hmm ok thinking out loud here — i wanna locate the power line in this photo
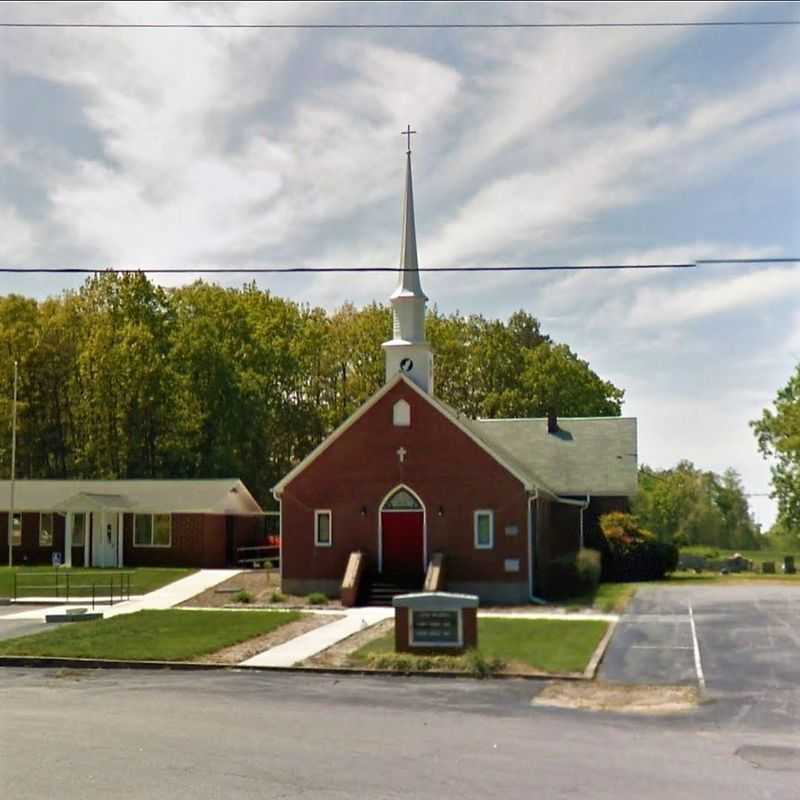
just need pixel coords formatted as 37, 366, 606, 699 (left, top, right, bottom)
1, 21, 799, 30
0, 257, 796, 275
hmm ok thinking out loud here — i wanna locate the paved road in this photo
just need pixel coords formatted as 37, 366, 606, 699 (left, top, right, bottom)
601, 584, 800, 731
1, 666, 798, 800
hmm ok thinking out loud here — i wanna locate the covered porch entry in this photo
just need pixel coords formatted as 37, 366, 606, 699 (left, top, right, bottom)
57, 493, 130, 568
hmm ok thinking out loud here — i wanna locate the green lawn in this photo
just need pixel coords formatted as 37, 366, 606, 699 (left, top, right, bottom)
663, 571, 800, 584
351, 618, 609, 675
0, 609, 302, 661
679, 546, 799, 565
0, 567, 195, 598
563, 582, 638, 613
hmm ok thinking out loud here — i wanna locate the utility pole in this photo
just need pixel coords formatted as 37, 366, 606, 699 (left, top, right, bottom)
7, 361, 17, 567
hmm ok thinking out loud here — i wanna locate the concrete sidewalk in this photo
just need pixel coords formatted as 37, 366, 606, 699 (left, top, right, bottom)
5, 570, 241, 621
241, 607, 394, 667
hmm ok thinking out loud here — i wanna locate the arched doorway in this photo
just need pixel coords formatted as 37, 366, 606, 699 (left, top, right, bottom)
379, 486, 425, 581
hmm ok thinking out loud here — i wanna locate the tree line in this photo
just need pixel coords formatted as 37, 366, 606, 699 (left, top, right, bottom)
633, 462, 762, 551
0, 273, 624, 506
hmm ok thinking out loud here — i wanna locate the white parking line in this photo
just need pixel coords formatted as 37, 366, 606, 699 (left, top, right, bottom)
688, 601, 706, 690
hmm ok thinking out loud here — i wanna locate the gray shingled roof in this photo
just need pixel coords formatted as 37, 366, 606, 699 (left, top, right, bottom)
0, 479, 263, 514
465, 417, 638, 496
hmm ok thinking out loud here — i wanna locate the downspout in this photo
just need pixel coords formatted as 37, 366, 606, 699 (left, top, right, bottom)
272, 490, 283, 584
527, 490, 546, 605
552, 493, 592, 550
580, 494, 590, 550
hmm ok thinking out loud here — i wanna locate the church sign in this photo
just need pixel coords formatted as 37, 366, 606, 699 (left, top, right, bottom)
393, 592, 479, 653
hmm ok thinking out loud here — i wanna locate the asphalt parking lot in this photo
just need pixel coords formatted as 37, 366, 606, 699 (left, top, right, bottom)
600, 583, 800, 728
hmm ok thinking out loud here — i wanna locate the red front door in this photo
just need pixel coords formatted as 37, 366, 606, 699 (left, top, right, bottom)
381, 511, 424, 580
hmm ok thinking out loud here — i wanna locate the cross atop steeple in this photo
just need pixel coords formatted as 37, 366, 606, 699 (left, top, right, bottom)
382, 141, 434, 395
402, 124, 416, 154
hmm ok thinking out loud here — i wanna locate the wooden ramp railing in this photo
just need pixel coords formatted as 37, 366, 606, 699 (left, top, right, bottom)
423, 552, 445, 592
340, 551, 366, 607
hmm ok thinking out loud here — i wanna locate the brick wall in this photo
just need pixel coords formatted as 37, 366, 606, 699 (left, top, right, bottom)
281, 382, 531, 594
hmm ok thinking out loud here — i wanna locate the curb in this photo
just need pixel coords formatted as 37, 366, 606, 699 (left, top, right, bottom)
0, 654, 588, 681
583, 618, 617, 679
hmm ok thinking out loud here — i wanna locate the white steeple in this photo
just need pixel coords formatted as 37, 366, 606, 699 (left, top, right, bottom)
383, 130, 434, 394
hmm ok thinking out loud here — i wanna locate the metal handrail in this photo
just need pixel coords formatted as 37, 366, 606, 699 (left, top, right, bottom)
13, 570, 133, 607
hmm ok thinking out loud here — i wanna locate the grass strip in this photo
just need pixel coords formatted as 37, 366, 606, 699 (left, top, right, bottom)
351, 618, 609, 675
0, 609, 301, 661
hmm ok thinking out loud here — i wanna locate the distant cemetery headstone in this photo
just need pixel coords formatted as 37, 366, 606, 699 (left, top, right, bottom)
392, 592, 479, 654
784, 556, 796, 575
762, 561, 776, 574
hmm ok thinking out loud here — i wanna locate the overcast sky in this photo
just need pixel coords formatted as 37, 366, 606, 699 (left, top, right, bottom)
1, 1, 799, 527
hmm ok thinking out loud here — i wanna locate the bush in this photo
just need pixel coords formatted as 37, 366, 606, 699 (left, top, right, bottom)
600, 512, 678, 581
307, 592, 328, 605
233, 590, 254, 604
364, 650, 503, 677
269, 591, 286, 603
544, 548, 601, 599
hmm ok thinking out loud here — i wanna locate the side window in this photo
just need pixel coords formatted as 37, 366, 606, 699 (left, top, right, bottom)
153, 514, 172, 547
315, 510, 332, 547
393, 399, 411, 427
474, 510, 494, 549
134, 514, 152, 546
39, 513, 54, 547
11, 513, 21, 546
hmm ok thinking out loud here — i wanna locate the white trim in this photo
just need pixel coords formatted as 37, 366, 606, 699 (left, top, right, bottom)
473, 509, 494, 550
378, 483, 426, 574
273, 374, 540, 496
314, 509, 332, 548
117, 511, 124, 567
408, 608, 464, 648
132, 512, 173, 548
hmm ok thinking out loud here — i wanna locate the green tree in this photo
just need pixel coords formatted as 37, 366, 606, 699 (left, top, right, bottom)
752, 364, 800, 533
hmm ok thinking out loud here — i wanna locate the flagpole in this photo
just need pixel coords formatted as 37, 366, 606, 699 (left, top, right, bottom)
7, 360, 17, 567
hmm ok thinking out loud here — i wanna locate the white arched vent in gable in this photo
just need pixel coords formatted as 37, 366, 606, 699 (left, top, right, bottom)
393, 399, 411, 427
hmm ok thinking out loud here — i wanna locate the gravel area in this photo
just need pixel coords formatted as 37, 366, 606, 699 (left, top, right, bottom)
194, 613, 343, 665
303, 619, 394, 668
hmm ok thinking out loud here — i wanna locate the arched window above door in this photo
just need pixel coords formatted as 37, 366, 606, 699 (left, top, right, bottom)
383, 488, 422, 510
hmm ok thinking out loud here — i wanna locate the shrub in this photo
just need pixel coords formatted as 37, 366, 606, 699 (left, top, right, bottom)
269, 591, 286, 603
307, 592, 328, 605
462, 649, 504, 678
233, 590, 254, 604
600, 512, 678, 581
544, 548, 601, 599
364, 650, 503, 677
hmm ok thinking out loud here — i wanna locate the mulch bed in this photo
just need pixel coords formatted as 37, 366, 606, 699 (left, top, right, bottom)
180, 570, 342, 610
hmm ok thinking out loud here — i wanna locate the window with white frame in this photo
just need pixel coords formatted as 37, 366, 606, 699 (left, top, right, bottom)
474, 510, 494, 549
10, 512, 21, 546
39, 512, 54, 547
72, 512, 86, 547
314, 510, 332, 547
134, 513, 172, 547
393, 399, 411, 427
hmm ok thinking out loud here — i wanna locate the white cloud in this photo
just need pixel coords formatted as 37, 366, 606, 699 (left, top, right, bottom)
0, 205, 35, 263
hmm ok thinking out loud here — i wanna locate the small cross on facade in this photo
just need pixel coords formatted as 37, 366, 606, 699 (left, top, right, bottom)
397, 446, 407, 463
402, 124, 416, 153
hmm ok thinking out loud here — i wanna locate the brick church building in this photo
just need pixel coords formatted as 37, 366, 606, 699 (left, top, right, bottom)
275, 145, 637, 604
